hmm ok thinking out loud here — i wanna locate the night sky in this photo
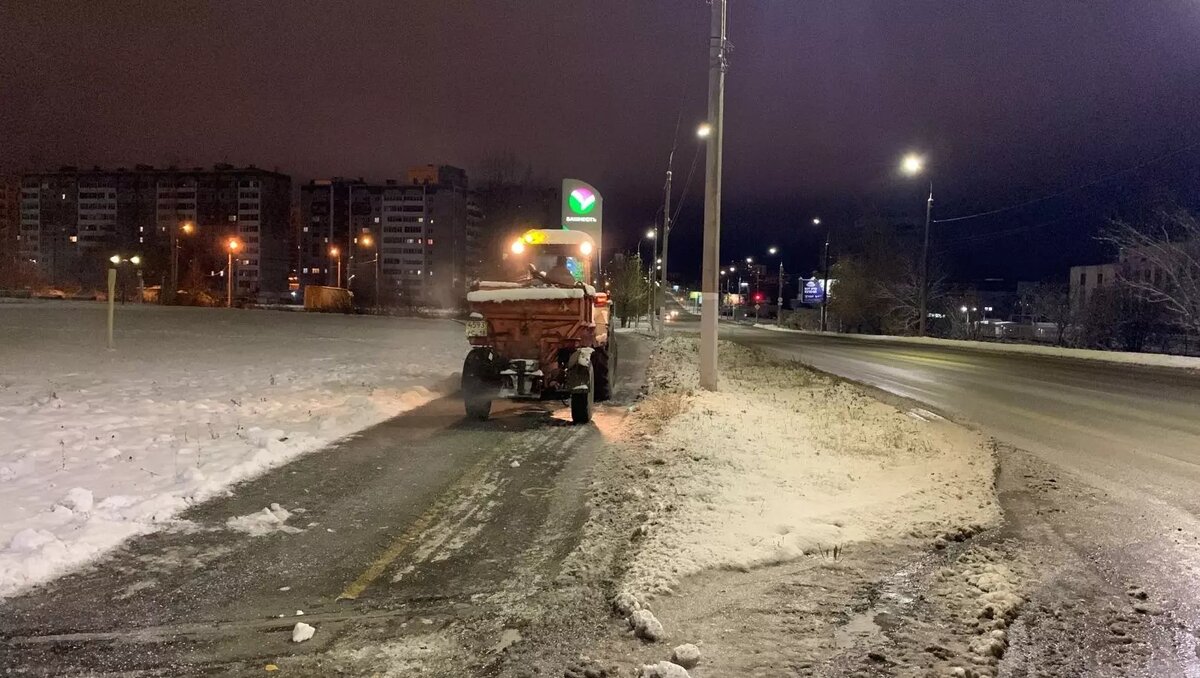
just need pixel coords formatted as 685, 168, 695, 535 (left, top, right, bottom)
3, 1, 1199, 282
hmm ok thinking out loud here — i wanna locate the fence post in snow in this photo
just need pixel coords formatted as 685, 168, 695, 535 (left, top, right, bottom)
107, 268, 116, 350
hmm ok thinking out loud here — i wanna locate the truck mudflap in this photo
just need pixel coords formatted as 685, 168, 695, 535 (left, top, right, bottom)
564, 348, 594, 394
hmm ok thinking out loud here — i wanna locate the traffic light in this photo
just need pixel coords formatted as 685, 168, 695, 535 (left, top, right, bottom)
753, 292, 764, 303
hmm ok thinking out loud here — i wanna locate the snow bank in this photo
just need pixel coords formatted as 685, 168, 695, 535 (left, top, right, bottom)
0, 302, 463, 598
754, 323, 1200, 370
619, 337, 997, 602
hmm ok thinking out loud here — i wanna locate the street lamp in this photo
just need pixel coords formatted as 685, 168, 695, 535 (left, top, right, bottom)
696, 123, 712, 139
330, 246, 341, 288
814, 217, 833, 332
901, 154, 925, 176
902, 152, 933, 336
358, 234, 380, 312
169, 220, 195, 304
226, 238, 242, 308
765, 247, 785, 324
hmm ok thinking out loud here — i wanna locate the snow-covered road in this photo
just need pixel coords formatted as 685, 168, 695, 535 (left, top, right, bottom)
0, 301, 463, 598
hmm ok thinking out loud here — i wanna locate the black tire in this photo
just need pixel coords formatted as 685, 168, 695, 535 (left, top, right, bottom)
462, 349, 496, 420
593, 346, 612, 402
570, 364, 594, 424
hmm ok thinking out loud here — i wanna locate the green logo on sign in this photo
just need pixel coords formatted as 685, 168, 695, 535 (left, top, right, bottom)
569, 188, 596, 215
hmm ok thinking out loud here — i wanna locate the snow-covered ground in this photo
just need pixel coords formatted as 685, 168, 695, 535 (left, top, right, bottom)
617, 336, 998, 606
0, 301, 464, 598
754, 322, 1200, 370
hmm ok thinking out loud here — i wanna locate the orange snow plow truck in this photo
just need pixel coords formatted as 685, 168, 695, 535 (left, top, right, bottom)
462, 228, 615, 424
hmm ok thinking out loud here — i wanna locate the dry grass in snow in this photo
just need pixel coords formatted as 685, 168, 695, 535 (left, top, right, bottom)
619, 336, 998, 602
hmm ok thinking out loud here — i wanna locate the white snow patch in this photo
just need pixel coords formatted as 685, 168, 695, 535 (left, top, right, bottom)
754, 323, 1200, 370
291, 621, 316, 642
467, 287, 586, 303
0, 302, 463, 598
671, 643, 702, 669
61, 488, 94, 513
638, 661, 691, 678
226, 503, 301, 536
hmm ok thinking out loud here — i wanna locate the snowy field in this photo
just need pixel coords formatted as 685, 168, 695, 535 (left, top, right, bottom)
0, 301, 464, 598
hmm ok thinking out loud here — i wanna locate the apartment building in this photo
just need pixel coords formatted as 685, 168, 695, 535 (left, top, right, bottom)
18, 165, 290, 299
298, 165, 482, 307
0, 174, 18, 266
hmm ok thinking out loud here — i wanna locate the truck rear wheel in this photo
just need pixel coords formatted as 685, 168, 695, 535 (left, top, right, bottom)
570, 364, 594, 424
593, 344, 613, 401
462, 349, 497, 420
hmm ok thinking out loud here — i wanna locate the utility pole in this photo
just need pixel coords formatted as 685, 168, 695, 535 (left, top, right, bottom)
658, 167, 672, 339
918, 182, 933, 336
169, 223, 178, 305
699, 0, 727, 391
776, 260, 784, 324
820, 225, 831, 332
347, 183, 354, 289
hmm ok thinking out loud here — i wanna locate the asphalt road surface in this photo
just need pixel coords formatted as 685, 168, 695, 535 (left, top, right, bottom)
0, 334, 650, 677
698, 312, 1200, 675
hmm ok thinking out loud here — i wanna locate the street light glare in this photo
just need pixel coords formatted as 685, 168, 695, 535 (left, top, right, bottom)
768, 246, 778, 255
228, 238, 241, 252
696, 122, 712, 139
109, 255, 120, 264
129, 256, 141, 265
745, 257, 753, 264
812, 218, 821, 226
901, 153, 925, 176
329, 246, 339, 256
645, 229, 656, 239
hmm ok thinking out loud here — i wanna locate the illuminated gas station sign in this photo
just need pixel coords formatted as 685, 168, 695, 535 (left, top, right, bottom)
561, 178, 603, 251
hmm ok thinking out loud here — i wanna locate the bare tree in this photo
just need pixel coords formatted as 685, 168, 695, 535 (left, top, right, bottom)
1103, 208, 1200, 334
1027, 282, 1073, 346
608, 253, 649, 328
878, 262, 947, 336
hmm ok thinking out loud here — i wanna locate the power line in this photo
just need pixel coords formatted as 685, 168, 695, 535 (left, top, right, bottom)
932, 139, 1200, 224
937, 217, 1069, 247
670, 142, 704, 226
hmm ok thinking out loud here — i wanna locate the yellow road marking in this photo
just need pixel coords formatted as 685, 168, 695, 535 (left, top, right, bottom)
336, 455, 495, 601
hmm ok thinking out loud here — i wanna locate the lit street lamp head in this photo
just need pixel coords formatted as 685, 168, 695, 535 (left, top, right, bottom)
812, 217, 821, 226
696, 122, 712, 139
228, 238, 242, 252
645, 229, 656, 239
745, 257, 753, 264
901, 153, 926, 176
181, 221, 195, 235
129, 256, 141, 265
329, 246, 339, 257
109, 255, 120, 265
768, 246, 778, 255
